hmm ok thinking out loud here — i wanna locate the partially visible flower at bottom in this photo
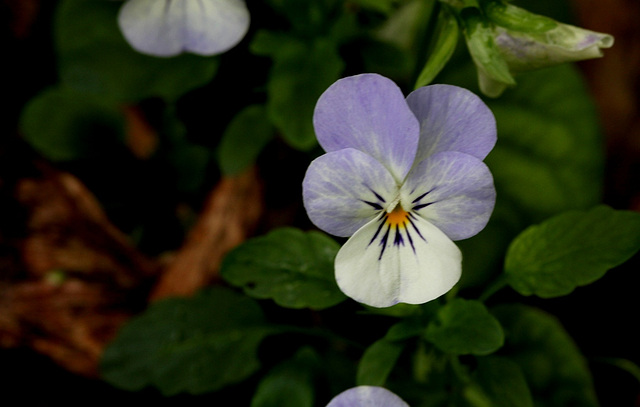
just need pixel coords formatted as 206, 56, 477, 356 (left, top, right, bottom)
326, 386, 410, 407
117, 0, 250, 57
303, 74, 497, 308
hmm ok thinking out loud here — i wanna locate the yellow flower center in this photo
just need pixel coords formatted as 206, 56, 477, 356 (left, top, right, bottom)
386, 205, 409, 227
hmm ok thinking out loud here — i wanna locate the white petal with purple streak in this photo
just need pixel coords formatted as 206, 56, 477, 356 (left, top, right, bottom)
335, 213, 461, 308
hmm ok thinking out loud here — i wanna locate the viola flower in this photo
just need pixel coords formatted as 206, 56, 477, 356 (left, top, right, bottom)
117, 0, 250, 57
302, 74, 496, 308
326, 386, 409, 407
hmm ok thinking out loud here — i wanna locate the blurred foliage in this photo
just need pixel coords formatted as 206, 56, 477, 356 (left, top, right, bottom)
471, 357, 533, 407
101, 287, 275, 396
20, 86, 125, 161
55, 0, 219, 103
493, 305, 600, 407
251, 347, 320, 407
217, 105, 275, 175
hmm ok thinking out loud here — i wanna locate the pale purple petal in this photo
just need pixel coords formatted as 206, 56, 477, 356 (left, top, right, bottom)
401, 151, 495, 241
326, 386, 410, 407
335, 214, 461, 308
406, 84, 496, 162
303, 148, 398, 238
313, 74, 420, 182
118, 0, 249, 57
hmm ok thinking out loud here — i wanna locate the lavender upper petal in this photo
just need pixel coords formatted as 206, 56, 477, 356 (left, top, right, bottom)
118, 0, 249, 57
406, 84, 496, 162
326, 386, 410, 407
313, 74, 420, 182
401, 151, 496, 241
303, 148, 398, 238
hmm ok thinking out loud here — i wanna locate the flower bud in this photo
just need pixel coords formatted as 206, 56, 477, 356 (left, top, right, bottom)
462, 1, 613, 97
486, 2, 614, 71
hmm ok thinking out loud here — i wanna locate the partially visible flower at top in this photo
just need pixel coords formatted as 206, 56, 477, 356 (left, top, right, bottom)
461, 1, 613, 97
302, 74, 496, 308
326, 386, 410, 407
117, 0, 250, 57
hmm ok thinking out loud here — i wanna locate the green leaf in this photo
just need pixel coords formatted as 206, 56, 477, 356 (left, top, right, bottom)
217, 105, 275, 175
362, 302, 423, 318
485, 64, 604, 223
411, 340, 449, 385
505, 205, 640, 298
351, 0, 396, 14
264, 0, 333, 36
169, 142, 211, 193
250, 30, 300, 57
265, 37, 344, 150
440, 63, 604, 224
492, 304, 599, 407
424, 299, 504, 356
158, 109, 211, 193
360, 39, 414, 81
20, 86, 125, 161
461, 383, 494, 407
55, 0, 218, 102
385, 316, 429, 341
357, 338, 404, 386
473, 357, 534, 407
221, 228, 346, 309
101, 287, 273, 395
251, 347, 319, 407
414, 6, 459, 88
597, 358, 640, 383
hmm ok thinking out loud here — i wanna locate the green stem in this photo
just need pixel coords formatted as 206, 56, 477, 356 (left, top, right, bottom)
478, 274, 508, 302
411, 0, 440, 82
438, 0, 479, 10
449, 354, 470, 384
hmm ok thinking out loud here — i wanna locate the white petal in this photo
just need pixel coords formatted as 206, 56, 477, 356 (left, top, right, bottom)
118, 0, 182, 57
184, 0, 250, 55
118, 0, 249, 57
335, 213, 461, 308
326, 386, 410, 407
